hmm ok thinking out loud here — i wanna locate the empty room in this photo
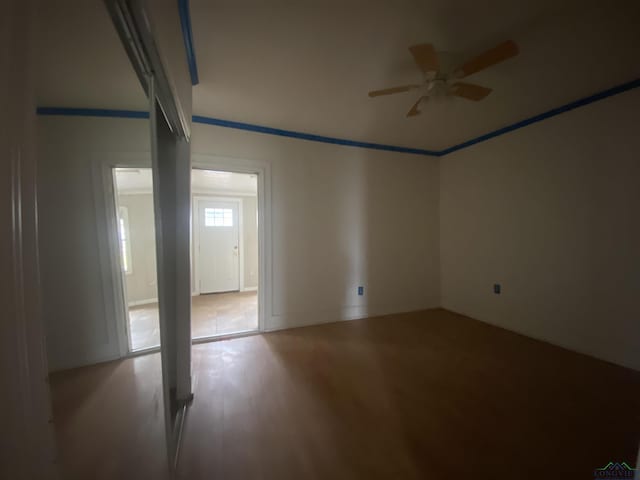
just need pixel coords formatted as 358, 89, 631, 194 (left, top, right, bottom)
3, 0, 639, 479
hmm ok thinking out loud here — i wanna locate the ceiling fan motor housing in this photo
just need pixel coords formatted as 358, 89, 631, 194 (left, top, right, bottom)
426, 79, 449, 97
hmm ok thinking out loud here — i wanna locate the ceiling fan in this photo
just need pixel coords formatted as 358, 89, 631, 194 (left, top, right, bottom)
368, 40, 519, 117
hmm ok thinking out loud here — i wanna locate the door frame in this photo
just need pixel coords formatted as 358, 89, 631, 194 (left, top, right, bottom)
94, 154, 153, 358
98, 154, 271, 356
108, 165, 161, 355
193, 196, 244, 295
191, 155, 271, 334
110, 172, 136, 354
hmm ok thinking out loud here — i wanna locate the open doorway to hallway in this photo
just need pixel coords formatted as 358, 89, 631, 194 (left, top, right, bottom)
113, 167, 261, 350
192, 169, 259, 338
113, 168, 160, 352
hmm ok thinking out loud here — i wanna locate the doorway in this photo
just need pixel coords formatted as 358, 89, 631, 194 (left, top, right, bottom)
113, 166, 263, 348
192, 169, 259, 338
113, 167, 160, 352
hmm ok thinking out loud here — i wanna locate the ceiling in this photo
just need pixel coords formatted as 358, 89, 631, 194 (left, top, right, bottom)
35, 0, 148, 111
115, 168, 257, 195
36, 0, 640, 151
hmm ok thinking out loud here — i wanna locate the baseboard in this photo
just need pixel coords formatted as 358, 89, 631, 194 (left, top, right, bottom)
241, 286, 258, 292
263, 302, 440, 334
440, 305, 640, 372
127, 297, 158, 307
49, 350, 122, 373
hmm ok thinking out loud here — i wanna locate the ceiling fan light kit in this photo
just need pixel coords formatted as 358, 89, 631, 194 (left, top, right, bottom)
368, 40, 519, 118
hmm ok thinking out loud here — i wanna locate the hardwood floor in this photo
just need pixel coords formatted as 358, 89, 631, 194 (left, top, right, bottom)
49, 353, 169, 479
191, 291, 258, 338
50, 309, 640, 479
128, 291, 258, 350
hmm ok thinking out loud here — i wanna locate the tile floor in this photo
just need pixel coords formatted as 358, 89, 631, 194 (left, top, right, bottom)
128, 291, 258, 351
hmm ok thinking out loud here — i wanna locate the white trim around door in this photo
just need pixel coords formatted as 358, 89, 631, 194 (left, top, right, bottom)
93, 153, 152, 358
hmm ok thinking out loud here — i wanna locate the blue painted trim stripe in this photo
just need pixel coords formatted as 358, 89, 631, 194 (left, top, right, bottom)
192, 115, 441, 156
35, 107, 439, 156
36, 107, 149, 119
177, 0, 199, 85
35, 76, 640, 157
439, 77, 640, 156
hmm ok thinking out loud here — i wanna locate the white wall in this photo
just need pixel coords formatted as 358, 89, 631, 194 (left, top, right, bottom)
38, 116, 441, 370
191, 123, 441, 330
440, 88, 640, 371
117, 193, 158, 304
38, 88, 640, 374
241, 196, 259, 289
38, 116, 151, 371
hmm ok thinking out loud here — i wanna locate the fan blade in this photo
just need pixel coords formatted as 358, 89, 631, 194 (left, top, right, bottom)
408, 44, 439, 73
368, 84, 421, 97
406, 96, 427, 117
454, 40, 518, 78
450, 82, 492, 101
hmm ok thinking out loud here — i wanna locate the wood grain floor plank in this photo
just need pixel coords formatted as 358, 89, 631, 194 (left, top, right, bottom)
50, 309, 640, 479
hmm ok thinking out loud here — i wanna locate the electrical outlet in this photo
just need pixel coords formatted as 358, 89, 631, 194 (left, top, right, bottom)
357, 286, 364, 296
494, 284, 501, 294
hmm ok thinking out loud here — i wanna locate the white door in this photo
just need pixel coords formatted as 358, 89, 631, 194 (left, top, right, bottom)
198, 199, 240, 293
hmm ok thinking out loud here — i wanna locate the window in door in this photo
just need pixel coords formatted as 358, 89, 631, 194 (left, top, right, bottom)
204, 207, 233, 227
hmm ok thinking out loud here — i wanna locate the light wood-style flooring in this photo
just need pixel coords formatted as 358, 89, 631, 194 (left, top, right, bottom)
128, 291, 258, 350
50, 309, 640, 479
